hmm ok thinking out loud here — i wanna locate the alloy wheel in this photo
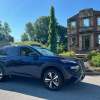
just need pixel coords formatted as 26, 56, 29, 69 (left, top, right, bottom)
0, 69, 3, 80
43, 69, 63, 90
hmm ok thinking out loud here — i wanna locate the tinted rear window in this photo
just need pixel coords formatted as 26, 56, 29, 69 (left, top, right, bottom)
6, 47, 18, 56
0, 49, 7, 56
0, 46, 18, 56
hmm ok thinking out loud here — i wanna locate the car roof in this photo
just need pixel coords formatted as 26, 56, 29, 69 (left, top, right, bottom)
0, 45, 14, 49
0, 45, 43, 50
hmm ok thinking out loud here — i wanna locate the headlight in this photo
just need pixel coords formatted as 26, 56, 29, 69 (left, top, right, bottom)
70, 65, 80, 70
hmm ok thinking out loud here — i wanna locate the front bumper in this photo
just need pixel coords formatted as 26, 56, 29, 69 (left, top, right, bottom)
64, 69, 85, 84
63, 61, 85, 83
71, 69, 85, 83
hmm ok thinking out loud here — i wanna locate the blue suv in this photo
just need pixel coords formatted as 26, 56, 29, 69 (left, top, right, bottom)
0, 45, 85, 90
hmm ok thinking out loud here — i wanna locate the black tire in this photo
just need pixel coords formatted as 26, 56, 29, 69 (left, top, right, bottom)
42, 69, 64, 90
0, 67, 5, 82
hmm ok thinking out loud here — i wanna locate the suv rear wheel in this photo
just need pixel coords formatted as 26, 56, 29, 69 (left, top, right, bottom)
0, 67, 4, 81
42, 69, 64, 90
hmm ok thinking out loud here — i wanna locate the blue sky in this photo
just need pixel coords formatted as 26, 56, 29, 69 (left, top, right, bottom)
0, 0, 100, 41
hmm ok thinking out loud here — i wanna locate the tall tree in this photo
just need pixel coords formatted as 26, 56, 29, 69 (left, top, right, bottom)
25, 22, 34, 40
21, 33, 29, 41
3, 22, 13, 42
0, 21, 2, 33
34, 16, 49, 44
56, 25, 67, 52
48, 6, 57, 53
57, 25, 67, 44
0, 21, 5, 40
3, 22, 11, 35
0, 21, 14, 42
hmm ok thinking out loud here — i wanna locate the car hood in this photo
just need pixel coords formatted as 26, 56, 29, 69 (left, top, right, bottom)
42, 55, 79, 64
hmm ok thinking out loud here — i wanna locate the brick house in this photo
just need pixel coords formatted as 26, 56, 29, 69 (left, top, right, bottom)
67, 8, 100, 52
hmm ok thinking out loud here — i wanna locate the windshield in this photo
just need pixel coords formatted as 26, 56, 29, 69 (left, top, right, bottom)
33, 46, 56, 56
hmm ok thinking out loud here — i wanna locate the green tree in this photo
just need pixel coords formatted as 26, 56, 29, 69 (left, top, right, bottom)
3, 22, 14, 42
0, 21, 3, 34
0, 21, 14, 42
8, 35, 14, 42
3, 22, 11, 35
33, 16, 67, 47
21, 33, 29, 41
57, 25, 67, 52
24, 16, 67, 47
48, 6, 57, 53
34, 16, 49, 44
25, 22, 34, 40
0, 21, 4, 40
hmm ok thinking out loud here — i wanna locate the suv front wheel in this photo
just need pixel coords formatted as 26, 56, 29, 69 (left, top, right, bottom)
0, 67, 5, 81
42, 69, 64, 90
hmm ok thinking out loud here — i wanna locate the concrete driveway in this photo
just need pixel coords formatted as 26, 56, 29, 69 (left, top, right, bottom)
0, 75, 100, 100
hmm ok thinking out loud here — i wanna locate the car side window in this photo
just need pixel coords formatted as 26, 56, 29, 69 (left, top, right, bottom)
0, 49, 7, 56
20, 47, 38, 56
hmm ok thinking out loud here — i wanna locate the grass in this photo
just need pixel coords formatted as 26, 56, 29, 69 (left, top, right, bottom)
59, 51, 76, 57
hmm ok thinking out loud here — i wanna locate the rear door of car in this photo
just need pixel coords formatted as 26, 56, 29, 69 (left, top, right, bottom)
5, 46, 21, 74
13, 46, 41, 78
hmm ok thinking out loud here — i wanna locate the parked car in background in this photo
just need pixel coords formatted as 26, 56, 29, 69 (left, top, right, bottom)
0, 45, 85, 90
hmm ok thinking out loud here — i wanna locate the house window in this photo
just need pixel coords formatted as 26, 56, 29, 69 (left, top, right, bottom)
97, 17, 100, 26
71, 36, 77, 46
0, 49, 7, 56
71, 21, 76, 28
98, 35, 100, 44
70, 21, 76, 33
83, 18, 90, 27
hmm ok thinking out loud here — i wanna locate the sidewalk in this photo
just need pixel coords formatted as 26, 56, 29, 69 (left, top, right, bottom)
84, 61, 100, 75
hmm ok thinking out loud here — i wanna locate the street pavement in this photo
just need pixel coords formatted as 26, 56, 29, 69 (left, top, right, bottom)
0, 75, 100, 100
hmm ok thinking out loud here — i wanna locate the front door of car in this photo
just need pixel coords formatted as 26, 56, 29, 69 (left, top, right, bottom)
14, 47, 41, 77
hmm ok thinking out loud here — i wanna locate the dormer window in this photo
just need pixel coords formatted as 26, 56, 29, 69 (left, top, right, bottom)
83, 18, 90, 27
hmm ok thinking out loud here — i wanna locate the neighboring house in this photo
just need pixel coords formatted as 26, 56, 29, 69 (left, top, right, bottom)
67, 8, 100, 52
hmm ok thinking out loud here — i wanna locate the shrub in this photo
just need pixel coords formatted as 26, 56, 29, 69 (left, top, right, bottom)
57, 44, 65, 53
87, 50, 98, 60
59, 51, 76, 57
91, 54, 100, 67
87, 50, 100, 67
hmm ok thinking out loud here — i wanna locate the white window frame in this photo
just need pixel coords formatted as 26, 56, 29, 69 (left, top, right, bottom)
83, 18, 90, 27
97, 17, 100, 26
71, 21, 76, 28
98, 35, 100, 44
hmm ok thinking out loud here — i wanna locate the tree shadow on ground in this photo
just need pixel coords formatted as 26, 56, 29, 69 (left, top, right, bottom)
0, 76, 100, 100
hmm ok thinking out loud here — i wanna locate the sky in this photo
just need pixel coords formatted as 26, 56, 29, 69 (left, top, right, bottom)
0, 0, 100, 41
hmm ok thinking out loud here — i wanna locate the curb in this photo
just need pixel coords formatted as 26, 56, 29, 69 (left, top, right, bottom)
86, 71, 100, 75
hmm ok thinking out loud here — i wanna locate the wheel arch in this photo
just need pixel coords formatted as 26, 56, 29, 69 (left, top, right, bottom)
0, 61, 7, 75
41, 66, 64, 80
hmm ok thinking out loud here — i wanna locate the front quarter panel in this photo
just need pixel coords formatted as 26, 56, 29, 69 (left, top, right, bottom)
39, 60, 71, 80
